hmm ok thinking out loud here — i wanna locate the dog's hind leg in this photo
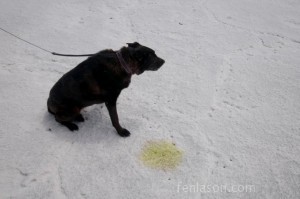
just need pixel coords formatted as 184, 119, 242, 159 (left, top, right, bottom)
57, 121, 79, 131
47, 98, 57, 115
48, 107, 54, 114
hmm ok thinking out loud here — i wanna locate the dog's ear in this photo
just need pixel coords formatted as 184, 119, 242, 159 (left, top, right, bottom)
127, 42, 141, 48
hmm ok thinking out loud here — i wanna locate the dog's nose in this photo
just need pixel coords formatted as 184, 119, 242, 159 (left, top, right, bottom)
159, 59, 165, 67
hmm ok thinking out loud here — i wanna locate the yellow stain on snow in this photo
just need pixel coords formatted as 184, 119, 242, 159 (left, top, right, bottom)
140, 140, 183, 170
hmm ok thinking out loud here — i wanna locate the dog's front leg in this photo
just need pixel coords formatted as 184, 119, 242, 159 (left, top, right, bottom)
105, 100, 130, 137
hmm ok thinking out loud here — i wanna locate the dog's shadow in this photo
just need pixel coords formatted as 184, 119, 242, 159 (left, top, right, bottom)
42, 105, 139, 144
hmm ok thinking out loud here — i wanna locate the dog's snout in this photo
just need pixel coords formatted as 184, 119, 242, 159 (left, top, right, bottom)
150, 58, 164, 71
157, 58, 165, 67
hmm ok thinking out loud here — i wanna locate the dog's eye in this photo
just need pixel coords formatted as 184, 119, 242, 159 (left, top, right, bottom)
145, 53, 152, 58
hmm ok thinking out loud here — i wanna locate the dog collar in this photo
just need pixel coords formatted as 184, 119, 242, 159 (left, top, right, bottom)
116, 50, 132, 74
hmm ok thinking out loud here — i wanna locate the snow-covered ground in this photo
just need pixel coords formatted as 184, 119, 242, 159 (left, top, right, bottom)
0, 0, 300, 198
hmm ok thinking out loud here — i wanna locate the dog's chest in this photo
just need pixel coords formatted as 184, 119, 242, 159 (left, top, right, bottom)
122, 77, 131, 88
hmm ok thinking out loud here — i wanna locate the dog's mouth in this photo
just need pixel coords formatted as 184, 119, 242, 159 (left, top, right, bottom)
137, 58, 165, 75
148, 58, 165, 71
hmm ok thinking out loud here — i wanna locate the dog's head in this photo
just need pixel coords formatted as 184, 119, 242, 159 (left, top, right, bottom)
127, 42, 165, 75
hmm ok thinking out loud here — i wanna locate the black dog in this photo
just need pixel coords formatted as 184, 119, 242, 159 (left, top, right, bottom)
47, 42, 165, 137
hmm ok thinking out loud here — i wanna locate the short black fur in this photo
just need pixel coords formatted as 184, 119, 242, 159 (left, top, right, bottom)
47, 42, 165, 137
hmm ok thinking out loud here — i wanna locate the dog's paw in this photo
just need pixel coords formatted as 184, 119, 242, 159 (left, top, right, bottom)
74, 114, 85, 122
118, 128, 131, 137
64, 122, 79, 131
